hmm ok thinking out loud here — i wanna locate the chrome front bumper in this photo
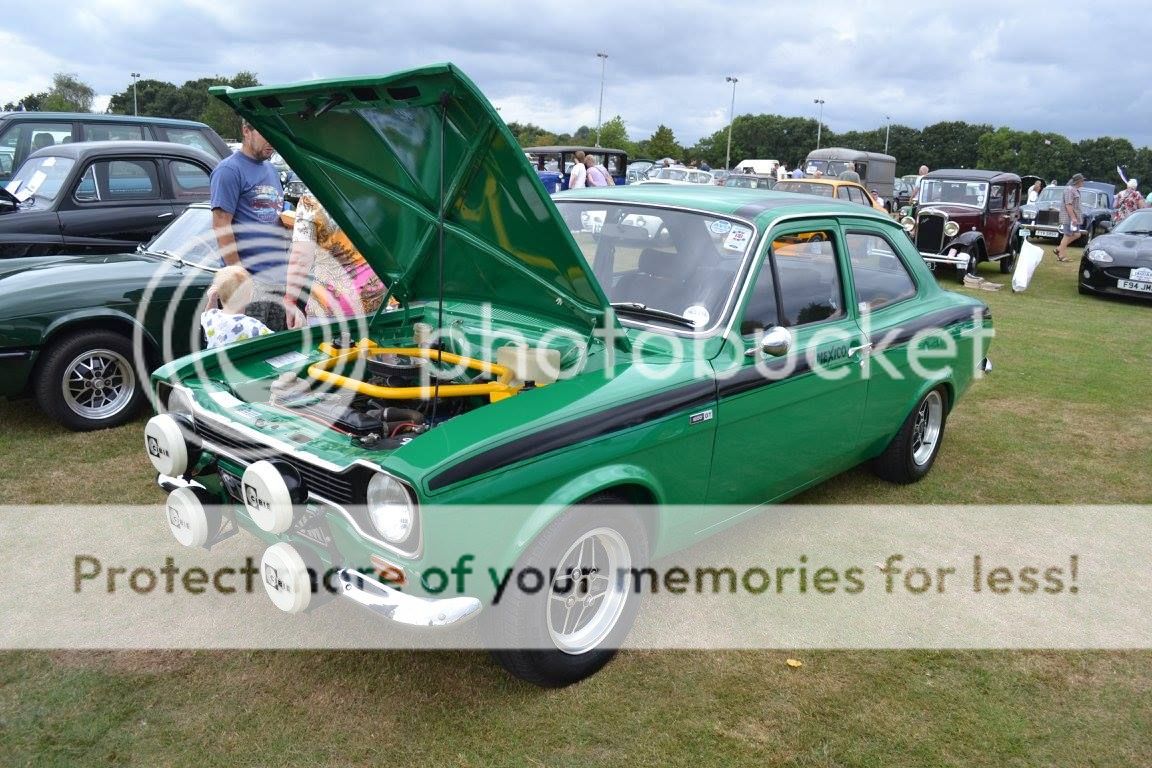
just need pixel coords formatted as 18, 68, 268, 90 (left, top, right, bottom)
919, 249, 972, 268
338, 569, 482, 627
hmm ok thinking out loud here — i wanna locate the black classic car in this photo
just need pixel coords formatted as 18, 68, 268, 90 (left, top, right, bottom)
1078, 207, 1152, 303
901, 169, 1021, 282
1020, 181, 1114, 245
0, 140, 218, 258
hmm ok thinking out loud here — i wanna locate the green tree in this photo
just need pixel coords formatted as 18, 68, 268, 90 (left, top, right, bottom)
40, 73, 95, 112
593, 116, 634, 154
199, 72, 261, 140
638, 124, 682, 161
505, 122, 558, 149
918, 121, 991, 171
3, 91, 48, 112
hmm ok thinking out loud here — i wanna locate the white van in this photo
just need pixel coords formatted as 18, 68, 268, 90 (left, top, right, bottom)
732, 158, 779, 175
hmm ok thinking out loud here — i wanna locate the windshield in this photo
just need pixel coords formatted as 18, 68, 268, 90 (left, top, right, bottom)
7, 155, 76, 204
725, 175, 775, 189
555, 200, 756, 333
1037, 186, 1062, 203
144, 207, 222, 268
775, 180, 835, 197
804, 159, 855, 177
1114, 209, 1152, 234
1080, 190, 1105, 208
918, 179, 989, 207
650, 167, 690, 181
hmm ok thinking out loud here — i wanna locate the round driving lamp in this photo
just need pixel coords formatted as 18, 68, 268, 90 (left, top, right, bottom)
367, 473, 415, 544
943, 221, 961, 237
900, 216, 915, 231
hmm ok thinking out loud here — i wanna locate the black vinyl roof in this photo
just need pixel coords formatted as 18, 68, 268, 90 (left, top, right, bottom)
923, 169, 1020, 183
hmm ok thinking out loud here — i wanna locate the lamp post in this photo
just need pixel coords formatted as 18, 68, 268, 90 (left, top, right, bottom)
813, 98, 825, 149
884, 114, 891, 154
594, 52, 608, 147
724, 76, 739, 171
131, 72, 140, 116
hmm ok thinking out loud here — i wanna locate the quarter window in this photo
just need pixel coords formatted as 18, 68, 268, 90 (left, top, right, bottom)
845, 231, 917, 311
170, 160, 210, 200
159, 128, 217, 155
770, 232, 844, 326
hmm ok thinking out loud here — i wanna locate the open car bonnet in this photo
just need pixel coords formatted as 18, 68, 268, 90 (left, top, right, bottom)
210, 64, 614, 333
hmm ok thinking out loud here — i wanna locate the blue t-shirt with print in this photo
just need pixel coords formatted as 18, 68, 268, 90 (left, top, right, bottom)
210, 152, 286, 279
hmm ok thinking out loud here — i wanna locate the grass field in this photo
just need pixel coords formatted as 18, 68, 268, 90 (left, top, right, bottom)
1, 245, 1150, 767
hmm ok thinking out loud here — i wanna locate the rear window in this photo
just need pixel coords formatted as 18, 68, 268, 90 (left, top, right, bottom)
159, 127, 219, 157
82, 123, 145, 141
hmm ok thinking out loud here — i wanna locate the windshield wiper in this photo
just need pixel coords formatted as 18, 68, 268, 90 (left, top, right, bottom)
1119, 229, 1152, 235
610, 302, 697, 329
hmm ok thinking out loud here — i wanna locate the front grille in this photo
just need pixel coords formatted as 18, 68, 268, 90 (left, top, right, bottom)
1036, 209, 1059, 226
195, 420, 359, 505
915, 213, 946, 252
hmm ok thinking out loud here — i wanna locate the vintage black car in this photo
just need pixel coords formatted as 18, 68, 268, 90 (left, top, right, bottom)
0, 141, 218, 258
1020, 181, 1114, 245
1078, 207, 1152, 302
901, 169, 1021, 282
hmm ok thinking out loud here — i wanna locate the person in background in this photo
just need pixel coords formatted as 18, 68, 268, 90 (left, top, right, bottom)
568, 150, 587, 189
790, 165, 805, 178
200, 265, 276, 349
1114, 179, 1146, 223
585, 155, 612, 187
776, 164, 788, 181
283, 192, 387, 329
1027, 180, 1043, 205
1055, 172, 1085, 262
209, 119, 287, 284
910, 164, 930, 204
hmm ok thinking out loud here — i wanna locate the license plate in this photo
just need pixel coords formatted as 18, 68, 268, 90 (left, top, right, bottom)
1132, 267, 1152, 282
1020, 228, 1030, 238
1117, 279, 1152, 293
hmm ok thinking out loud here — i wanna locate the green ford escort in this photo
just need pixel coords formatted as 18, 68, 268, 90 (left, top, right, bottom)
143, 64, 993, 686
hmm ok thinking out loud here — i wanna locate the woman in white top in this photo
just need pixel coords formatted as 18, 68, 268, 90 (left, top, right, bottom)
1026, 180, 1042, 205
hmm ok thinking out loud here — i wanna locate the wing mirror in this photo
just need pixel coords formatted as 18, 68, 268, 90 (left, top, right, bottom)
746, 326, 793, 358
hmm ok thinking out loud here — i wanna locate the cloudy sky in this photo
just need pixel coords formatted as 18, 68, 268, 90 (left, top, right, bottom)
4, 1, 1151, 150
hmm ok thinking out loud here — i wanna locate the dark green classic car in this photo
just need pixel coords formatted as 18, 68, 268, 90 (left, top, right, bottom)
0, 205, 221, 430
143, 64, 993, 687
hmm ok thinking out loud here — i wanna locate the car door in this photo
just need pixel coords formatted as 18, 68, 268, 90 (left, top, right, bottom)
705, 220, 871, 510
840, 224, 933, 449
58, 157, 175, 255
985, 182, 1011, 255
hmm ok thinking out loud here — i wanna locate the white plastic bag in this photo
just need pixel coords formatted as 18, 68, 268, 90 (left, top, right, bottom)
1012, 239, 1045, 292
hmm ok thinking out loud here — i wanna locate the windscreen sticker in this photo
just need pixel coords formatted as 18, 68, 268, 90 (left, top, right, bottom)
709, 220, 733, 235
723, 226, 752, 251
683, 305, 711, 328
4, 179, 20, 195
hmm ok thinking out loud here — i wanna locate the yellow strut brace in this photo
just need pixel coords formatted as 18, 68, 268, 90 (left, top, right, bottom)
308, 341, 521, 400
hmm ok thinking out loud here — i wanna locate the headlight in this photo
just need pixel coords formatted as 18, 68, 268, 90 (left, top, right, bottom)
900, 216, 915, 231
943, 221, 960, 237
164, 387, 196, 422
1087, 249, 1113, 263
367, 473, 416, 544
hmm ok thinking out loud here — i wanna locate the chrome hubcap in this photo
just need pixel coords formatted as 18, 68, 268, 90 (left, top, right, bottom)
911, 390, 944, 466
547, 527, 631, 655
61, 348, 135, 420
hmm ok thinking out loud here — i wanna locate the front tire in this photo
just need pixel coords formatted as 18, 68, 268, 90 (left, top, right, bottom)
872, 387, 948, 484
34, 330, 143, 431
486, 497, 648, 687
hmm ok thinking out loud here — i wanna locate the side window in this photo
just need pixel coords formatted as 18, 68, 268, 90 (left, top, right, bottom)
845, 231, 917, 311
847, 187, 867, 206
741, 251, 779, 335
88, 159, 161, 200
1005, 185, 1019, 209
989, 184, 1005, 210
837, 186, 852, 201
2, 122, 74, 175
169, 160, 210, 200
74, 165, 100, 202
82, 123, 145, 141
770, 231, 844, 326
158, 128, 217, 156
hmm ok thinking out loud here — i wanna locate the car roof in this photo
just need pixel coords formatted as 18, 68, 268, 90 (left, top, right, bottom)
0, 111, 214, 128
525, 145, 628, 155
555, 184, 891, 222
25, 140, 219, 163
924, 169, 1021, 183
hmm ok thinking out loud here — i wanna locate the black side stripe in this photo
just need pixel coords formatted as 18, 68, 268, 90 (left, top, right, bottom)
427, 380, 716, 491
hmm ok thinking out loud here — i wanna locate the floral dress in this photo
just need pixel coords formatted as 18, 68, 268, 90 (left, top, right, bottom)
291, 193, 387, 319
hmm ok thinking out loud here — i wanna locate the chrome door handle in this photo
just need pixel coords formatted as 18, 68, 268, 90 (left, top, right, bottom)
848, 343, 873, 356
157, 212, 173, 219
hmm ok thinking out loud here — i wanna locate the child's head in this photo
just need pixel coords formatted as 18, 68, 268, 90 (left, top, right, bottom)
212, 265, 255, 313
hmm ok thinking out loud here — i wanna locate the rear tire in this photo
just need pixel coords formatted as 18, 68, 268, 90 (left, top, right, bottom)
486, 495, 648, 687
34, 330, 143, 431
872, 387, 949, 484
